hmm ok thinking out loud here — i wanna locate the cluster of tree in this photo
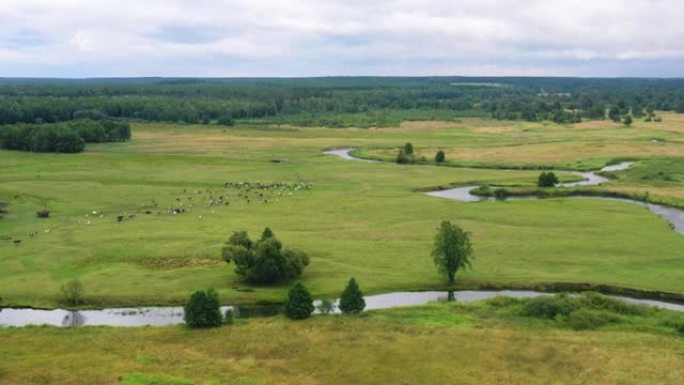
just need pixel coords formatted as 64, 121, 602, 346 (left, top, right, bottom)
221, 227, 310, 284
537, 172, 560, 187
285, 277, 366, 320
186, 219, 474, 327
0, 77, 683, 126
396, 142, 415, 164
0, 119, 130, 153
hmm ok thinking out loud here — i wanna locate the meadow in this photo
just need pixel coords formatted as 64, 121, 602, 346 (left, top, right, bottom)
0, 115, 683, 307
1, 297, 682, 385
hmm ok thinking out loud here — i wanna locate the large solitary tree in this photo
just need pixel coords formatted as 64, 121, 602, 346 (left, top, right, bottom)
222, 228, 310, 284
431, 221, 473, 285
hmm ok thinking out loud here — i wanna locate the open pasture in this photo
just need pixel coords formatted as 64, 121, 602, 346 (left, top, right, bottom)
0, 119, 683, 307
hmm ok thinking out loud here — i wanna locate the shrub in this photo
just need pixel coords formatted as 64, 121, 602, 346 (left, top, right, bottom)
60, 279, 84, 306
577, 292, 646, 315
564, 308, 619, 330
435, 150, 445, 163
222, 228, 310, 284
285, 282, 315, 320
339, 278, 365, 314
537, 172, 559, 187
396, 148, 411, 164
316, 298, 335, 314
494, 188, 508, 201
403, 142, 414, 155
522, 295, 577, 319
184, 288, 222, 328
224, 309, 235, 325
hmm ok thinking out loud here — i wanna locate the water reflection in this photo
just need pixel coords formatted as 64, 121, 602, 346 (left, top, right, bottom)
62, 311, 85, 327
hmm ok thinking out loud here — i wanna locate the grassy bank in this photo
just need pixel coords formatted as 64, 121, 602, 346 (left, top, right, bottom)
1, 296, 682, 385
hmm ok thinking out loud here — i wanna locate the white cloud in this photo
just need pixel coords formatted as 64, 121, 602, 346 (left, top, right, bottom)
0, 0, 682, 76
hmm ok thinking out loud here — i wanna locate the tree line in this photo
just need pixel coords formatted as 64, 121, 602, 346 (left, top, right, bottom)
0, 119, 131, 153
0, 77, 683, 126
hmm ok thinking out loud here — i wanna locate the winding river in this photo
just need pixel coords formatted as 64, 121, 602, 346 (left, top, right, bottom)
1, 149, 681, 328
326, 149, 684, 234
1, 290, 682, 327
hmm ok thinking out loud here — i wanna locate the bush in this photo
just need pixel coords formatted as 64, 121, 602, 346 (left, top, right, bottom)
316, 298, 335, 314
184, 288, 222, 328
435, 150, 445, 163
339, 277, 365, 314
285, 282, 315, 320
403, 142, 414, 155
224, 309, 235, 325
537, 172, 559, 187
522, 295, 577, 319
494, 188, 508, 201
60, 279, 84, 306
222, 228, 310, 284
396, 148, 412, 164
563, 308, 619, 330
577, 291, 646, 315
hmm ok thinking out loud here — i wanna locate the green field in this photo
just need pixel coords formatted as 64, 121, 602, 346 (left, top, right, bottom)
1, 116, 683, 307
1, 297, 682, 385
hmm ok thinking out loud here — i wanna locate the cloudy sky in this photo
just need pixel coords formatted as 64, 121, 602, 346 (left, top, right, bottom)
0, 0, 682, 78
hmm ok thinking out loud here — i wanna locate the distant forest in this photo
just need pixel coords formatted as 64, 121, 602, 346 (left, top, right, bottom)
0, 77, 683, 128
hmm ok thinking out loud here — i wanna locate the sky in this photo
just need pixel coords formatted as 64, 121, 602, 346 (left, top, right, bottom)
0, 0, 683, 78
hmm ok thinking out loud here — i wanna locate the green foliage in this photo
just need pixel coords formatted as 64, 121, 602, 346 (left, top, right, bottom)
520, 293, 655, 331
222, 228, 310, 284
183, 288, 222, 328
522, 294, 578, 319
0, 119, 130, 153
563, 308, 619, 330
623, 115, 633, 127
224, 309, 235, 325
60, 279, 84, 306
396, 148, 412, 164
435, 150, 445, 163
494, 188, 508, 201
431, 221, 473, 284
339, 278, 365, 314
316, 298, 335, 314
285, 282, 315, 320
403, 142, 414, 155
537, 171, 559, 187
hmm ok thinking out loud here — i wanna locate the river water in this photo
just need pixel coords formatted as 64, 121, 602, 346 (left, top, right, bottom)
1, 290, 682, 327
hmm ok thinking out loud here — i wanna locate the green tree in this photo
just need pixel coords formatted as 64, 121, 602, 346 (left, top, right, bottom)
285, 282, 315, 320
435, 150, 445, 163
623, 115, 633, 127
537, 172, 559, 187
403, 142, 414, 155
494, 188, 508, 201
608, 106, 621, 122
431, 221, 473, 285
184, 288, 222, 328
396, 148, 411, 164
260, 227, 274, 241
339, 277, 365, 314
316, 298, 335, 314
60, 279, 84, 306
222, 228, 310, 284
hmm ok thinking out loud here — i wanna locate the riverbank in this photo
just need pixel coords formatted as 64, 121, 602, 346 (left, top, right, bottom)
1, 298, 682, 384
